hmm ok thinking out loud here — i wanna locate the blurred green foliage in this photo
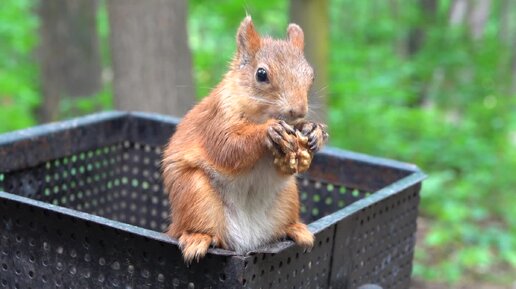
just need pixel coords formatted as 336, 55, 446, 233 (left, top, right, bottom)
189, 0, 288, 97
325, 1, 516, 283
0, 0, 515, 285
0, 0, 39, 131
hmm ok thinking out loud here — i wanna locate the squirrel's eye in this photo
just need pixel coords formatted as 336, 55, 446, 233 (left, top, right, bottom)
256, 67, 268, 83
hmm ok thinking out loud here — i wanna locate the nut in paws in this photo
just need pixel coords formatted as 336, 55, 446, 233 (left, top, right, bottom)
270, 128, 314, 174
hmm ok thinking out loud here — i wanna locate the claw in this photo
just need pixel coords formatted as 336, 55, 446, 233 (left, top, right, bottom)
301, 123, 316, 135
308, 130, 319, 139
268, 126, 279, 138
323, 132, 329, 141
272, 126, 296, 151
279, 120, 296, 135
268, 128, 282, 144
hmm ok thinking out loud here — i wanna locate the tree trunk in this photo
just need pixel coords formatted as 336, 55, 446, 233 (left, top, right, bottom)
450, 0, 491, 40
107, 0, 195, 117
449, 0, 468, 25
406, 0, 437, 106
499, 0, 516, 94
500, 0, 510, 44
290, 0, 328, 123
38, 0, 102, 122
468, 0, 491, 40
407, 0, 437, 56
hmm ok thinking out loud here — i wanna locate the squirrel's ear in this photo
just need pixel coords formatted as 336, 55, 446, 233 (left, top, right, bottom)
237, 16, 261, 60
287, 24, 304, 50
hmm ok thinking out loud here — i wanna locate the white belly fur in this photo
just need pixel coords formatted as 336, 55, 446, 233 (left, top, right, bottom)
212, 156, 291, 253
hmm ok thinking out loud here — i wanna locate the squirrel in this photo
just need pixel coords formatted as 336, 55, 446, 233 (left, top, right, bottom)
161, 16, 328, 263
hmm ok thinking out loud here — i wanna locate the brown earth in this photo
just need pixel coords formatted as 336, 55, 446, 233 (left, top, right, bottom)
413, 218, 515, 289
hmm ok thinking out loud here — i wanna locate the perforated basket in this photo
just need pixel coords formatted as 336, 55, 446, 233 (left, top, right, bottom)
0, 111, 425, 289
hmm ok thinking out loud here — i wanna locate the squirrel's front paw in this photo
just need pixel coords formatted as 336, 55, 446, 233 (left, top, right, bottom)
266, 120, 298, 154
266, 120, 299, 174
295, 121, 328, 153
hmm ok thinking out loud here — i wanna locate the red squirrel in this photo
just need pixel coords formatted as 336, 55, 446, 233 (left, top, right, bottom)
162, 16, 328, 263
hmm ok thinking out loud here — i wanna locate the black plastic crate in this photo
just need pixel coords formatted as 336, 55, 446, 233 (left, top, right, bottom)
0, 111, 425, 289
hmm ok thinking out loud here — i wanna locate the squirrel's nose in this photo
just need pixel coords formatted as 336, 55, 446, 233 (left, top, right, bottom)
288, 108, 306, 120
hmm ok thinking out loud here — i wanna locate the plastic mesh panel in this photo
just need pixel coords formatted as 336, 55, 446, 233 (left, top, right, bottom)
331, 187, 420, 289
0, 141, 170, 232
0, 196, 240, 289
298, 177, 372, 224
1, 141, 373, 235
243, 227, 334, 289
0, 113, 424, 289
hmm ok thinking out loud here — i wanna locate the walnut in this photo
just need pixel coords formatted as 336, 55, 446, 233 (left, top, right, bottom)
272, 130, 313, 174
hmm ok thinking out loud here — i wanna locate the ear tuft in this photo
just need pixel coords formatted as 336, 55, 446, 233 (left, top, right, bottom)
287, 23, 304, 50
236, 16, 261, 61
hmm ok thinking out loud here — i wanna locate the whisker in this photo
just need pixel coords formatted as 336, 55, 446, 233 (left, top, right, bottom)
249, 96, 275, 105
310, 93, 327, 100
308, 106, 324, 112
313, 85, 329, 95
277, 93, 289, 108
307, 106, 321, 115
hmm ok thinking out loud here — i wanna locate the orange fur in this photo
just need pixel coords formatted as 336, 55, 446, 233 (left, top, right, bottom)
285, 222, 315, 249
178, 232, 216, 263
271, 180, 314, 248
162, 16, 320, 263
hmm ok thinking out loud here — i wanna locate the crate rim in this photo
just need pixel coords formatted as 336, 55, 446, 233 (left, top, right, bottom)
0, 111, 426, 257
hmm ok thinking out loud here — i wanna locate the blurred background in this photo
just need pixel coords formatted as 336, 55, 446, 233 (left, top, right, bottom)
0, 0, 515, 288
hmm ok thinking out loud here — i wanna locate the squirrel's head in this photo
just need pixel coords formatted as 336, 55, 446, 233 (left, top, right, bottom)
228, 16, 314, 124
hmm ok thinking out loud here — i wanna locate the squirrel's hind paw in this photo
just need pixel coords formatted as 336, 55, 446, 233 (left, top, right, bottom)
286, 222, 315, 250
178, 232, 213, 264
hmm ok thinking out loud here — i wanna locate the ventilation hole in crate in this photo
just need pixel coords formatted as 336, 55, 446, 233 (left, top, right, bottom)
140, 269, 150, 279
219, 273, 226, 282
154, 273, 164, 283
56, 261, 64, 271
